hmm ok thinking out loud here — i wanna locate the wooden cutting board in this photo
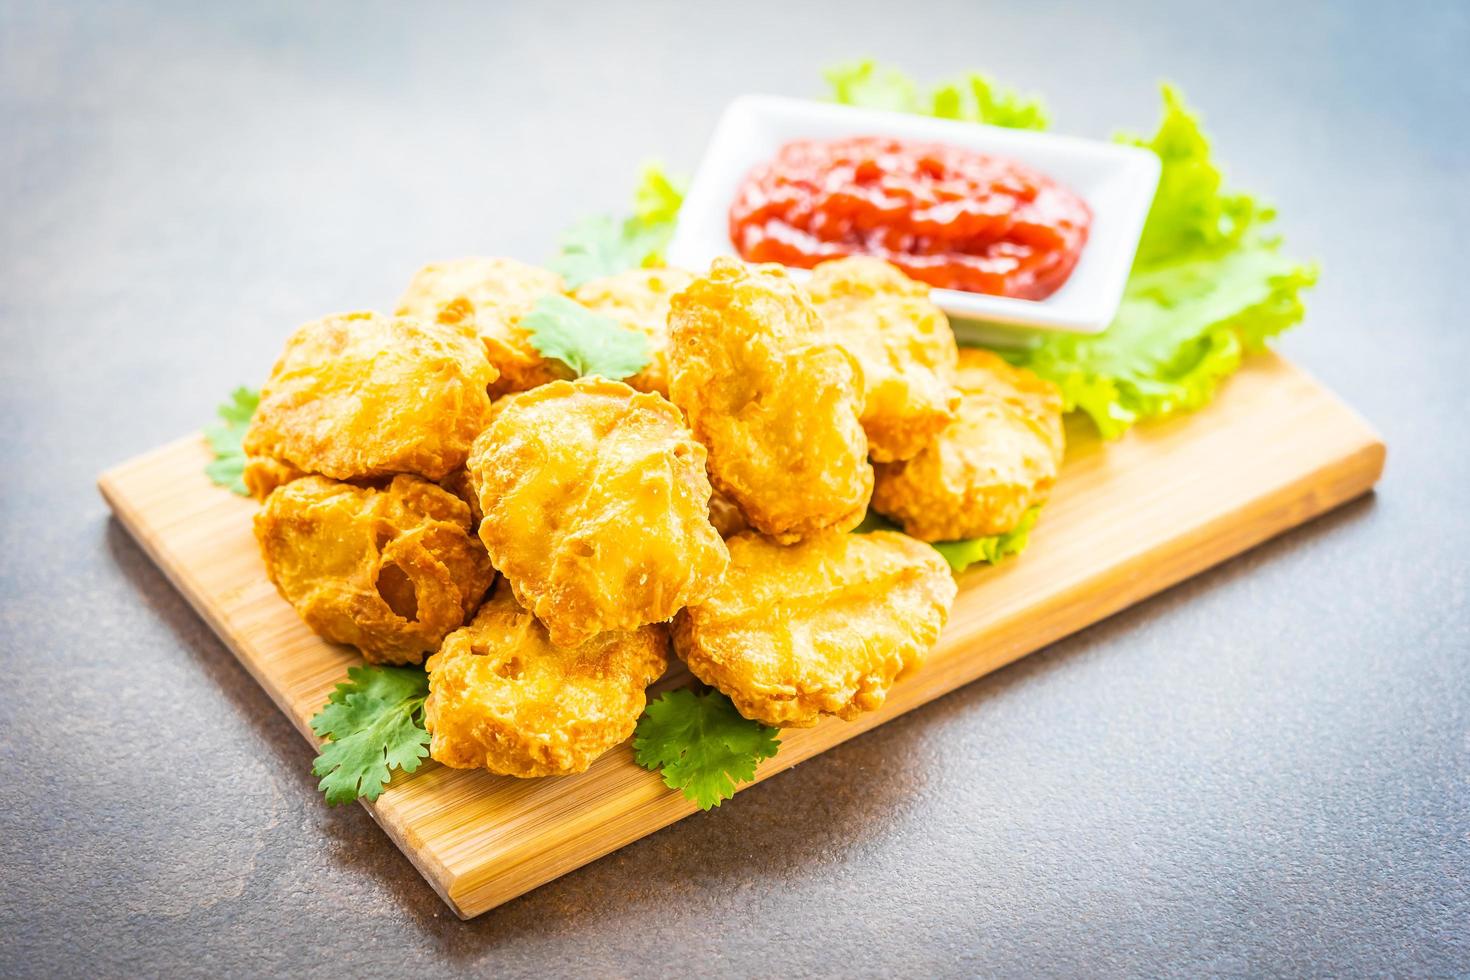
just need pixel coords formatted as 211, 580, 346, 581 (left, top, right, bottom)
97, 352, 1384, 919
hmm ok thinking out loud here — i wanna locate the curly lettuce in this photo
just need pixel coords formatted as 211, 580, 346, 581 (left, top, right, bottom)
932, 507, 1039, 573
854, 508, 1037, 573
823, 65, 1317, 438
1123, 86, 1264, 266
1019, 243, 1318, 438
827, 59, 1048, 130
1009, 87, 1318, 436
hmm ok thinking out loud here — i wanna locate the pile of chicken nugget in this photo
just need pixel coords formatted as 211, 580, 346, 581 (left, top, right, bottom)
243, 254, 1065, 779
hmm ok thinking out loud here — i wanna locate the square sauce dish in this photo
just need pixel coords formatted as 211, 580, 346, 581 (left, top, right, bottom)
667, 95, 1161, 337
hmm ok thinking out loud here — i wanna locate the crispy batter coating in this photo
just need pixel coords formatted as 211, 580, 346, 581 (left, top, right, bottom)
807, 257, 961, 463
395, 257, 569, 395
872, 349, 1065, 541
424, 583, 669, 777
572, 267, 694, 397
436, 466, 482, 525
242, 311, 496, 483
707, 486, 749, 539
667, 258, 872, 542
468, 377, 729, 649
254, 475, 494, 665
673, 530, 956, 728
242, 455, 305, 502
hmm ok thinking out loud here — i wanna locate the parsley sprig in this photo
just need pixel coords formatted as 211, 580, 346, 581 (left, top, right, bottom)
633, 689, 781, 810
522, 294, 650, 380
550, 163, 684, 289
203, 386, 259, 495
309, 665, 431, 805
307, 671, 780, 809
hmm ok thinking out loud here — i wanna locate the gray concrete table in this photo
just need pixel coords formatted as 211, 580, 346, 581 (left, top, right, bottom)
2, 1, 1465, 976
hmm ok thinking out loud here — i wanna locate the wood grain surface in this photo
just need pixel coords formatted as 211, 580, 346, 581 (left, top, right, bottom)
96, 352, 1385, 919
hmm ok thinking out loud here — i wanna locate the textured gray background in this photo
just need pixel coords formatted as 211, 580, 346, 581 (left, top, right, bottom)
1, 1, 1466, 976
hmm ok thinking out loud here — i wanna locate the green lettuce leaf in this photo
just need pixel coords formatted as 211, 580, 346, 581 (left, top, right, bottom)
1121, 85, 1262, 267
827, 59, 1048, 130
932, 507, 1039, 573
823, 64, 1316, 439
1010, 86, 1318, 437
854, 508, 1039, 572
1014, 245, 1318, 438
632, 162, 685, 226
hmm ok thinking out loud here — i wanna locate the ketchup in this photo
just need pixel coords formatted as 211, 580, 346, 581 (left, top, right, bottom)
728, 136, 1092, 300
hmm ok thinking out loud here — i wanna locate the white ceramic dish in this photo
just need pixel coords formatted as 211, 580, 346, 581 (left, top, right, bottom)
667, 95, 1161, 336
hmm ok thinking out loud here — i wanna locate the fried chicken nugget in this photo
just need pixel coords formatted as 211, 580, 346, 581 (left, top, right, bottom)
243, 311, 496, 484
667, 258, 873, 542
706, 486, 749, 539
242, 455, 306, 502
872, 349, 1065, 541
395, 257, 569, 395
807, 257, 961, 463
572, 267, 694, 397
673, 530, 956, 728
468, 377, 729, 649
254, 475, 495, 665
436, 466, 482, 525
424, 583, 669, 777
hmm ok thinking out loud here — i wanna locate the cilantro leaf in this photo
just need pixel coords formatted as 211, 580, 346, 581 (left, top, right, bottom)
522, 294, 650, 380
827, 59, 1048, 130
309, 665, 431, 806
633, 689, 781, 811
549, 214, 638, 291
203, 386, 259, 495
551, 163, 686, 288
854, 508, 1040, 572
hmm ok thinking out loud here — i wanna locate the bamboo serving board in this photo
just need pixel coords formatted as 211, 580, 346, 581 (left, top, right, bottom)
98, 353, 1384, 919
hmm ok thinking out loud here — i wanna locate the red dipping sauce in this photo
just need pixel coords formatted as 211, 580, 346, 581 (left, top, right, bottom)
729, 136, 1092, 300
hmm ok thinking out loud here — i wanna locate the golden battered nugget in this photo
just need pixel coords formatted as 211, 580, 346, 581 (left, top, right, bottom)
872, 349, 1065, 541
395, 256, 569, 395
243, 311, 495, 484
425, 583, 669, 777
572, 267, 694, 397
673, 530, 955, 728
706, 486, 749, 539
807, 257, 961, 463
468, 377, 729, 649
255, 475, 494, 664
667, 259, 872, 542
242, 455, 305, 501
436, 466, 482, 525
